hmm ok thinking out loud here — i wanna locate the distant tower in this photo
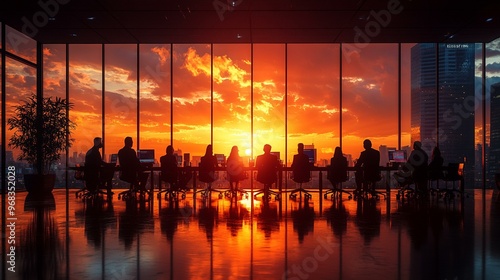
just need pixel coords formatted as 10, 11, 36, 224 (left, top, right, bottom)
411, 43, 475, 186
489, 82, 500, 181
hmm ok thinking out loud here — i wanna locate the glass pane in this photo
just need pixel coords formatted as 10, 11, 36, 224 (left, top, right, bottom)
139, 44, 172, 164
172, 44, 212, 166
69, 44, 102, 166
287, 44, 340, 167
104, 44, 138, 161
486, 38, 500, 188
253, 44, 285, 164
212, 44, 251, 164
5, 25, 36, 63
342, 44, 399, 167
437, 43, 476, 187
401, 44, 414, 150
43, 44, 66, 187
5, 58, 36, 188
474, 43, 485, 188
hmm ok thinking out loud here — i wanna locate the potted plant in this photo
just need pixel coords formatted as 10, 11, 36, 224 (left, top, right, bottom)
7, 93, 76, 194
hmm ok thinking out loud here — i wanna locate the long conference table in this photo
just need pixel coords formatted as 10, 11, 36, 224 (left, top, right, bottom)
70, 165, 406, 194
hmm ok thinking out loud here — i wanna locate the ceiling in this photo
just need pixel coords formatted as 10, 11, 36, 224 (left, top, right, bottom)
1, 0, 500, 44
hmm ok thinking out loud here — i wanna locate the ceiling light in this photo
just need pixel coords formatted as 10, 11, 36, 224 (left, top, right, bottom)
486, 17, 493, 22
87, 16, 95, 20
236, 34, 243, 39
70, 33, 77, 37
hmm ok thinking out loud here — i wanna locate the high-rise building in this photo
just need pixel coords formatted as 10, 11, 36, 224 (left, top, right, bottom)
411, 43, 476, 186
489, 82, 500, 181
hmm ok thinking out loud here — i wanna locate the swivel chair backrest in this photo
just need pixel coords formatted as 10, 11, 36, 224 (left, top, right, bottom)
160, 155, 178, 184
327, 157, 348, 184
291, 155, 311, 184
199, 156, 216, 183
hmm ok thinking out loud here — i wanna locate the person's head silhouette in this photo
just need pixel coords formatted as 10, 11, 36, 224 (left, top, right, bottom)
297, 143, 304, 153
205, 144, 213, 156
166, 145, 174, 155
263, 144, 271, 154
124, 136, 133, 148
93, 137, 103, 149
363, 139, 372, 150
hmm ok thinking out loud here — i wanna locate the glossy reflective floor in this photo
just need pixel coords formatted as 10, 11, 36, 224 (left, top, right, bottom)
2, 187, 500, 280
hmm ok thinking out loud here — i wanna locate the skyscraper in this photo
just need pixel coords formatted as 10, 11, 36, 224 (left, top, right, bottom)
488, 82, 500, 181
411, 43, 476, 186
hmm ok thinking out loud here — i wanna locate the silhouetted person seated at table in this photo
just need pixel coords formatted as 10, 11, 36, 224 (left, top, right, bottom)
197, 144, 224, 198
118, 136, 149, 193
255, 144, 280, 200
199, 144, 218, 184
329, 146, 348, 187
160, 145, 178, 187
394, 141, 429, 194
354, 139, 381, 195
159, 145, 179, 197
325, 146, 351, 199
291, 143, 311, 183
407, 141, 429, 194
289, 143, 312, 198
226, 145, 247, 196
84, 137, 114, 195
428, 146, 444, 182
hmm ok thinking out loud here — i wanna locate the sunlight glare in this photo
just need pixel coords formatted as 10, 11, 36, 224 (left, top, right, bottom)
245, 148, 251, 156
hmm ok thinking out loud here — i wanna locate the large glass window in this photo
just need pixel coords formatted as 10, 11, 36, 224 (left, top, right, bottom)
139, 44, 172, 163
486, 38, 500, 188
43, 44, 67, 187
5, 58, 36, 184
5, 25, 36, 63
286, 44, 340, 167
4, 37, 500, 189
68, 44, 102, 164
104, 44, 138, 158
212, 44, 252, 164
341, 44, 399, 166
172, 44, 212, 166
252, 44, 285, 163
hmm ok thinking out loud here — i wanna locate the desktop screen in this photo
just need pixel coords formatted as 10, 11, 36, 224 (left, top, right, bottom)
109, 154, 118, 164
137, 149, 155, 163
389, 150, 407, 163
215, 154, 226, 166
303, 149, 316, 165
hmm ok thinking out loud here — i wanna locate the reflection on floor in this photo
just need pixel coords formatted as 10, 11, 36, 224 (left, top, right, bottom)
2, 188, 500, 279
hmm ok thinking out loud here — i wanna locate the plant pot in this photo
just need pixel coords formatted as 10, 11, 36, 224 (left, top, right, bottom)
24, 174, 56, 194
24, 192, 56, 211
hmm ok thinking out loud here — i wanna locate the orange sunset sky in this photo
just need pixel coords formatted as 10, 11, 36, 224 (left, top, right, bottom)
5, 40, 500, 166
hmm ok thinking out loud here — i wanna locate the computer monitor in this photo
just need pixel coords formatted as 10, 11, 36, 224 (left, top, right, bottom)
389, 150, 407, 163
270, 151, 280, 160
303, 149, 316, 165
109, 153, 118, 164
215, 153, 226, 166
137, 149, 155, 164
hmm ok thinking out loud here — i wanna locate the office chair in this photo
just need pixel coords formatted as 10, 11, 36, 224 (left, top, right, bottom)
254, 172, 281, 202
224, 170, 249, 199
117, 170, 150, 201
157, 171, 187, 201
356, 168, 386, 200
324, 165, 352, 200
288, 167, 312, 200
427, 165, 445, 198
254, 183, 281, 201
394, 171, 417, 200
75, 164, 110, 201
440, 162, 467, 199
195, 166, 224, 199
